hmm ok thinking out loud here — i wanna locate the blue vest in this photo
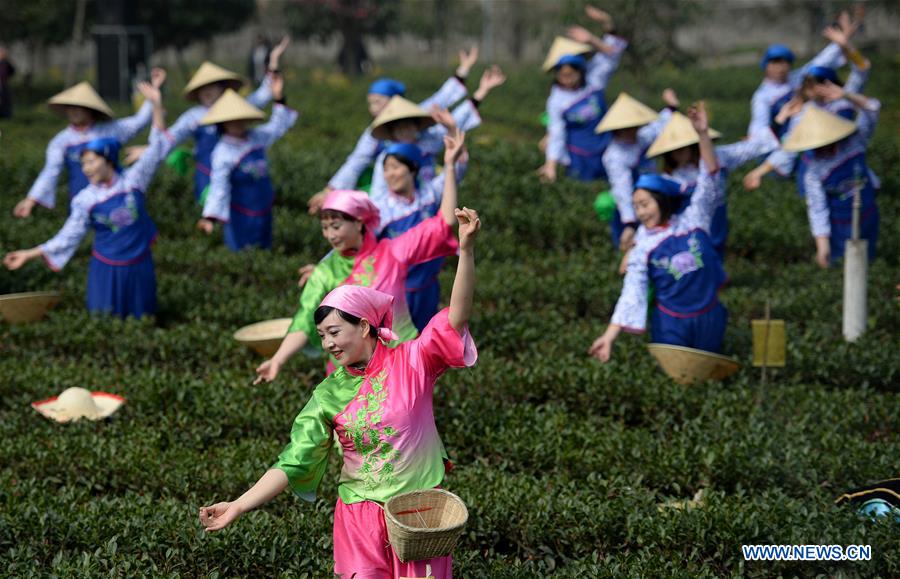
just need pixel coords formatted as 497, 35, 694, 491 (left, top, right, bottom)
65, 142, 91, 198
231, 147, 274, 216
563, 89, 610, 157
820, 152, 876, 225
193, 124, 220, 198
90, 188, 157, 265
648, 229, 725, 317
378, 200, 444, 291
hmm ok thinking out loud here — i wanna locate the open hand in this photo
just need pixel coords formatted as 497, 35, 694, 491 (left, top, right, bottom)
150, 67, 167, 89
456, 207, 481, 251
430, 106, 456, 130
443, 127, 466, 165
662, 88, 680, 109
137, 81, 161, 106
588, 333, 614, 362
269, 35, 290, 70
687, 101, 709, 133
199, 502, 243, 532
457, 45, 479, 77
566, 25, 595, 45
477, 65, 506, 96
254, 358, 282, 385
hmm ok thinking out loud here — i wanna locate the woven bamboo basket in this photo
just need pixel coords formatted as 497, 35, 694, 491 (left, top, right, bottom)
0, 291, 62, 324
383, 489, 468, 563
233, 318, 292, 357
647, 343, 740, 385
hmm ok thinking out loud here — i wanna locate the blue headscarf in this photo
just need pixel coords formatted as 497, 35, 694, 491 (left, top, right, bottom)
635, 174, 685, 198
368, 78, 407, 98
82, 137, 122, 172
806, 65, 841, 85
383, 142, 423, 170
760, 44, 795, 69
554, 54, 587, 71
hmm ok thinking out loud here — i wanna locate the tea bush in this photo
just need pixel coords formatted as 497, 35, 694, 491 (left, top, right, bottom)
0, 61, 897, 577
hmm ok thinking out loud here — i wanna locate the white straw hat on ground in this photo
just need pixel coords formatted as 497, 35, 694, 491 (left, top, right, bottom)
48, 82, 115, 121
647, 344, 740, 385
370, 96, 435, 141
199, 89, 265, 125
595, 92, 659, 133
645, 112, 722, 158
183, 61, 244, 101
542, 36, 592, 72
781, 105, 857, 152
32, 387, 126, 423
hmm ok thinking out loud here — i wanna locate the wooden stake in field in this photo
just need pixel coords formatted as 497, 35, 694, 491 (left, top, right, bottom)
753, 300, 786, 384
843, 180, 868, 342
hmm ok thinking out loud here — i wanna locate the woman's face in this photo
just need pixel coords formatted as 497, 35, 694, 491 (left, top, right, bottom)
669, 146, 695, 168
765, 59, 791, 83
367, 94, 390, 118
66, 106, 94, 127
321, 215, 364, 254
388, 120, 419, 143
633, 188, 662, 229
80, 151, 115, 185
383, 156, 415, 195
221, 120, 248, 138
198, 83, 226, 107
555, 64, 583, 90
614, 126, 639, 143
316, 310, 373, 366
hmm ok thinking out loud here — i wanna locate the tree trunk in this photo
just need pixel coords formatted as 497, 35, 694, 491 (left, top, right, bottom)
337, 21, 367, 76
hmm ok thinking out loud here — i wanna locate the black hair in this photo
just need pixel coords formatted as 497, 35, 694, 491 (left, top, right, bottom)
647, 190, 685, 225
319, 209, 367, 235
552, 64, 586, 89
384, 153, 419, 176
313, 306, 378, 337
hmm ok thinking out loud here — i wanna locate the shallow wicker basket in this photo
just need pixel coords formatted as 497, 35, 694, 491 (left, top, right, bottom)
233, 318, 292, 357
648, 343, 741, 385
0, 291, 62, 324
383, 489, 468, 563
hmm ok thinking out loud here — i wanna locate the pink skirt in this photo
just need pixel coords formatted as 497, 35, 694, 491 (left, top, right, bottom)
333, 498, 452, 579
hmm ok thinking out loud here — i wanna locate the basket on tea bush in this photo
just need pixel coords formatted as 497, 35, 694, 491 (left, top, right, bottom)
383, 489, 468, 562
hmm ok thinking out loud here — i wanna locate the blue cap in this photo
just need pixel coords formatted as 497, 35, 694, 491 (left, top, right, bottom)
806, 65, 841, 85
634, 174, 685, 197
383, 143, 423, 170
554, 54, 587, 71
760, 44, 796, 69
368, 78, 407, 98
82, 137, 121, 171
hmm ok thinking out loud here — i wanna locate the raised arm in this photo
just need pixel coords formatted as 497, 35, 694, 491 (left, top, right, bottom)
417, 46, 476, 110
327, 129, 381, 190
438, 127, 466, 225
105, 68, 166, 143
123, 81, 169, 192
253, 75, 298, 148
448, 207, 481, 332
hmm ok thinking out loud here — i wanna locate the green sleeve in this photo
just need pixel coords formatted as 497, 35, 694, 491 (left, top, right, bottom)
271, 394, 333, 502
288, 266, 333, 349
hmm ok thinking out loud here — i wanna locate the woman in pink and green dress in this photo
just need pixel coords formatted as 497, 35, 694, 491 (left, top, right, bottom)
253, 126, 468, 383
199, 205, 481, 579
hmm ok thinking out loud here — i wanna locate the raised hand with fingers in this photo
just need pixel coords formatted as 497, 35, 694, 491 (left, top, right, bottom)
566, 25, 595, 45
269, 35, 290, 70
662, 88, 680, 109
585, 5, 613, 27
455, 207, 481, 251
443, 127, 466, 166
430, 106, 457, 130
474, 65, 506, 102
457, 45, 479, 78
150, 67, 167, 89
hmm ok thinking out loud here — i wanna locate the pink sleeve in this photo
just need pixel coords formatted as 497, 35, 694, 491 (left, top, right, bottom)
407, 308, 477, 381
388, 215, 459, 267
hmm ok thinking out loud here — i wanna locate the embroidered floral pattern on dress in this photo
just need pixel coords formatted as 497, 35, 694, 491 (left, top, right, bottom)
651, 234, 705, 281
239, 157, 269, 180
351, 256, 377, 287
94, 193, 138, 232
341, 369, 401, 490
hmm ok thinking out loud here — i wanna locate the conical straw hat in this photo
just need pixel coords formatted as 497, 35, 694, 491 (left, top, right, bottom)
645, 112, 723, 158
233, 318, 293, 357
781, 105, 856, 152
542, 36, 592, 72
0, 291, 62, 324
595, 92, 659, 133
199, 89, 265, 125
647, 343, 740, 385
183, 61, 244, 101
31, 387, 125, 423
48, 82, 115, 120
370, 96, 435, 141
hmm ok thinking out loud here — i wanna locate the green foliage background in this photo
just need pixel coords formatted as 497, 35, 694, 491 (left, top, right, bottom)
0, 60, 897, 577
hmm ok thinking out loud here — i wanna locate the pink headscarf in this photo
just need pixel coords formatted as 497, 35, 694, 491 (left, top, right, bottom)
319, 285, 399, 342
322, 189, 381, 232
